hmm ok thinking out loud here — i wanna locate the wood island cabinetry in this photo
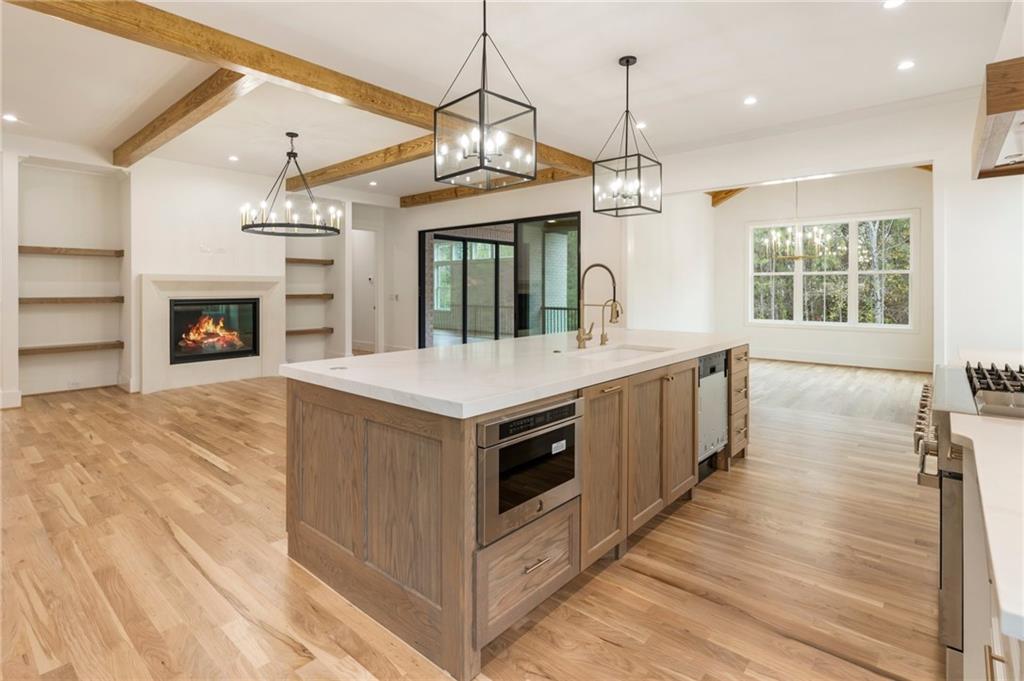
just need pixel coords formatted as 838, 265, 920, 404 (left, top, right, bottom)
286, 342, 748, 680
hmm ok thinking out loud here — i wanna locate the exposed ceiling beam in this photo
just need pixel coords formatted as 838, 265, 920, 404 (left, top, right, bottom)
400, 168, 579, 208
706, 187, 747, 207
13, 0, 593, 193
113, 68, 261, 167
287, 134, 434, 191
9, 0, 434, 128
292, 136, 594, 191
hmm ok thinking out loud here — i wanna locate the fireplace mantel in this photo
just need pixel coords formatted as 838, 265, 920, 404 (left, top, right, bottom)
138, 274, 284, 394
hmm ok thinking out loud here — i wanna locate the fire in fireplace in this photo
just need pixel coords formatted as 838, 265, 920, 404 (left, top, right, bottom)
170, 298, 258, 364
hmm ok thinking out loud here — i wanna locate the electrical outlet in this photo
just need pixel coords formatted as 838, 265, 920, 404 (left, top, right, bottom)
67, 381, 81, 389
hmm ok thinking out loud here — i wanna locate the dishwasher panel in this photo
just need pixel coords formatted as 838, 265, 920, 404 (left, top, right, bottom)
698, 352, 729, 462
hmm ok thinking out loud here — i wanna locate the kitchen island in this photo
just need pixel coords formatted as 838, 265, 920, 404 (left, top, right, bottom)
280, 329, 750, 680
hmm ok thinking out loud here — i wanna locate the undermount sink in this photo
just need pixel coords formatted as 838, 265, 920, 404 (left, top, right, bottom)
568, 344, 672, 362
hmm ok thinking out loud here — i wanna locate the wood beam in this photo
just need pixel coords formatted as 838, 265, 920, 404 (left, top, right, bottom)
400, 168, 579, 208
291, 136, 593, 192
10, 0, 435, 128
706, 187, 747, 207
113, 68, 261, 166
11, 0, 591, 183
287, 134, 434, 191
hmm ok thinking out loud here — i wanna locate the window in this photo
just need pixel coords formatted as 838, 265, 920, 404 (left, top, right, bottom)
857, 218, 910, 325
751, 226, 795, 321
433, 240, 462, 312
749, 214, 912, 328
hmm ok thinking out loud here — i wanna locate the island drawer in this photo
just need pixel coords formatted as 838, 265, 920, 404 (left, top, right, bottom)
730, 409, 749, 455
730, 369, 749, 414
729, 344, 750, 374
475, 497, 580, 647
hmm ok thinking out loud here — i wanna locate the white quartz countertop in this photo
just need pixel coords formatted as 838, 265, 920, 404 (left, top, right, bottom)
279, 329, 746, 419
952, 413, 1024, 639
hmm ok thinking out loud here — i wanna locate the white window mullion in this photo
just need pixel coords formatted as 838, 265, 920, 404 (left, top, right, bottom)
793, 221, 804, 322
847, 221, 858, 326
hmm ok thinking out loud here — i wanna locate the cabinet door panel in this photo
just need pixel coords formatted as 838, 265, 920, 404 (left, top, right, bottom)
663, 360, 698, 504
627, 368, 666, 534
580, 380, 629, 569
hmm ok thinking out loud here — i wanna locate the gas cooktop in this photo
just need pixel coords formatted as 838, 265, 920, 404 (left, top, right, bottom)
966, 362, 1024, 418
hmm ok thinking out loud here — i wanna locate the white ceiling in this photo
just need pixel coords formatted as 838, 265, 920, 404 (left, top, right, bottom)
2, 1, 1011, 198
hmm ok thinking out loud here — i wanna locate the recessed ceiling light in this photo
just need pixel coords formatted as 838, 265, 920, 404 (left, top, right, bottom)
547, 219, 557, 223
227, 155, 239, 162
2, 113, 18, 122
897, 59, 915, 71
743, 95, 758, 106
882, 0, 905, 8
369, 181, 378, 187
636, 121, 647, 129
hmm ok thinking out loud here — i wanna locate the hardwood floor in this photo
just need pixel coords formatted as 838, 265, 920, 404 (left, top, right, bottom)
1, 360, 938, 681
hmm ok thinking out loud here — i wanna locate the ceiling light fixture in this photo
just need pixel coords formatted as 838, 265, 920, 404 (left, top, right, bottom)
592, 56, 662, 218
369, 181, 378, 186
2, 113, 18, 122
240, 132, 340, 237
228, 155, 239, 162
882, 0, 905, 8
897, 59, 915, 71
744, 95, 758, 106
434, 0, 536, 190
636, 121, 647, 129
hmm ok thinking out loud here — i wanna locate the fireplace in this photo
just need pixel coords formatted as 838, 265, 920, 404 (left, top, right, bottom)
170, 298, 259, 365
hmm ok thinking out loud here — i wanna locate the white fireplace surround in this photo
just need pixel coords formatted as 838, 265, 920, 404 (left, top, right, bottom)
140, 274, 284, 394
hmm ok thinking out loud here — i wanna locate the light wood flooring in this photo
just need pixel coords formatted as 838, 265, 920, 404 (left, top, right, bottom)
1, 360, 938, 681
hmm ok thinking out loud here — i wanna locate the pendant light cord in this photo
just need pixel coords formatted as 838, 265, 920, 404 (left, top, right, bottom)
436, 0, 531, 106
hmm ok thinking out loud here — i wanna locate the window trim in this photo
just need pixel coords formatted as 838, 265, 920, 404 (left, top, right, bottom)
746, 209, 919, 333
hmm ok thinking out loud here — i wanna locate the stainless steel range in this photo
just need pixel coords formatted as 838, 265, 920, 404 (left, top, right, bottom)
919, 362, 1024, 681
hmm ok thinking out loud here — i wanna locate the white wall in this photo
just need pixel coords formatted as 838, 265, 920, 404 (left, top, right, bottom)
388, 177, 625, 351
624, 91, 1023, 364
625, 191, 715, 333
712, 167, 934, 371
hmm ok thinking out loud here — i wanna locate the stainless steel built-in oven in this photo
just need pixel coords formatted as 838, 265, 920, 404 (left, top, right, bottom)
477, 398, 583, 545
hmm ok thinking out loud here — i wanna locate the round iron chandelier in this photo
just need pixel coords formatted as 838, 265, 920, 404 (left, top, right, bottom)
433, 0, 537, 190
240, 132, 341, 237
593, 56, 663, 217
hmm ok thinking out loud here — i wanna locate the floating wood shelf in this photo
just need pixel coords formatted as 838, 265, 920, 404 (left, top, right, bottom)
285, 327, 334, 337
286, 293, 334, 301
19, 340, 125, 356
19, 245, 125, 258
20, 296, 125, 305
286, 257, 334, 266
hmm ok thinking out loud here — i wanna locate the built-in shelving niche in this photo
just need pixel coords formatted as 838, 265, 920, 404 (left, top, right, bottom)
283, 197, 344, 363
18, 161, 128, 395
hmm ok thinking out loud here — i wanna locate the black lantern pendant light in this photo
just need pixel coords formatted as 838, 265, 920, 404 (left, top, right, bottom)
593, 56, 662, 217
433, 0, 537, 190
241, 132, 341, 237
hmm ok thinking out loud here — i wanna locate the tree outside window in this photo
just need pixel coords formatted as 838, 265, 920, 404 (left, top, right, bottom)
750, 214, 912, 327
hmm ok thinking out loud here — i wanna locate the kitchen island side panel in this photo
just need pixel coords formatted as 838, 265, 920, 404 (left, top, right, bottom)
285, 379, 479, 679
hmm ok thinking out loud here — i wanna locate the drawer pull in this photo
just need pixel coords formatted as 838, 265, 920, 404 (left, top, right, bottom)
601, 385, 623, 394
663, 375, 675, 382
736, 427, 748, 437
737, 388, 748, 397
523, 557, 551, 575
985, 644, 1006, 681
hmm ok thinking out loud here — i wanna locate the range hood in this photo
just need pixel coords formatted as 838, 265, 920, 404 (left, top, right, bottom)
973, 56, 1024, 179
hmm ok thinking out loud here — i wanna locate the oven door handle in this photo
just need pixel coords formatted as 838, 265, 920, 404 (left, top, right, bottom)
916, 439, 940, 488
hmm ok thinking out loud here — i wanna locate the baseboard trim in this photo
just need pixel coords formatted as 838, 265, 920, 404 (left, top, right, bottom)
1, 390, 22, 409
751, 348, 932, 373
352, 340, 376, 353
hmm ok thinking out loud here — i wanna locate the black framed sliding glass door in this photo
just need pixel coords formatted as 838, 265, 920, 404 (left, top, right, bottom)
419, 214, 580, 348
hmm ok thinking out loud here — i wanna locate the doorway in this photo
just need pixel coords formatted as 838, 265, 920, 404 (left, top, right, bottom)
351, 229, 378, 355
418, 213, 580, 348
